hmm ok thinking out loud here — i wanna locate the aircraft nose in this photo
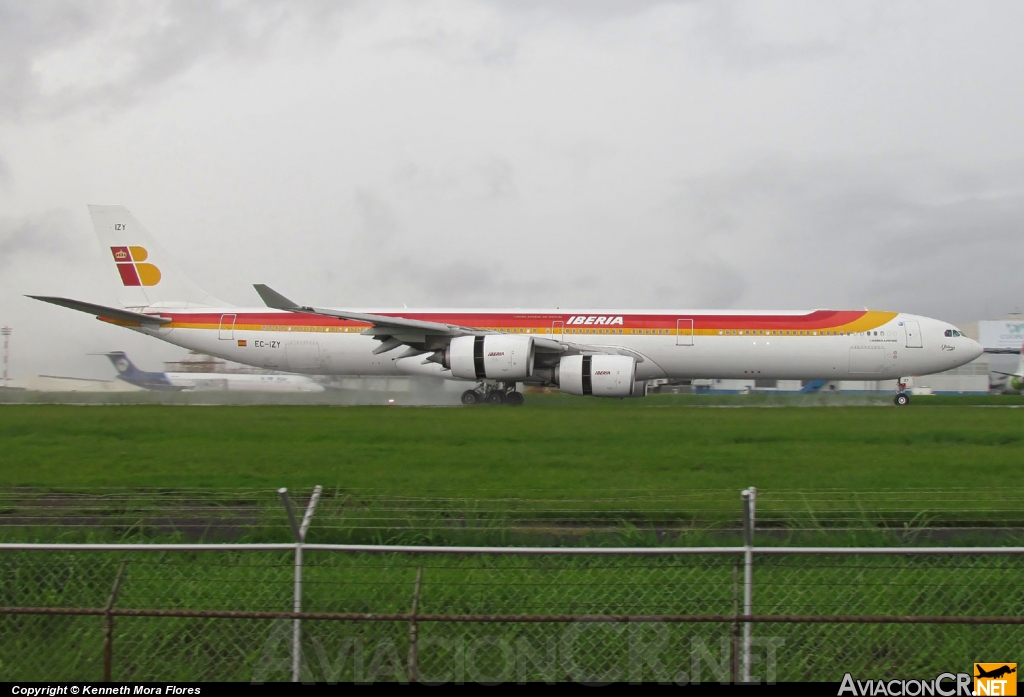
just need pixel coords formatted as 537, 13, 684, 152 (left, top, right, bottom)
968, 338, 984, 361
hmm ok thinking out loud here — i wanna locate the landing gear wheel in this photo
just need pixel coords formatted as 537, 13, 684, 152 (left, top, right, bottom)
894, 393, 910, 406
505, 391, 524, 406
461, 390, 480, 405
486, 391, 507, 405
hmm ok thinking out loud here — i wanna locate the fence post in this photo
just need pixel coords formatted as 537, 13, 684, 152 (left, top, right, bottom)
408, 566, 424, 682
279, 485, 322, 683
741, 486, 756, 683
102, 561, 127, 682
731, 563, 739, 684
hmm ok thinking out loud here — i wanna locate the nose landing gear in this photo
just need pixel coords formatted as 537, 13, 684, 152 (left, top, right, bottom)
894, 379, 910, 406
461, 382, 525, 406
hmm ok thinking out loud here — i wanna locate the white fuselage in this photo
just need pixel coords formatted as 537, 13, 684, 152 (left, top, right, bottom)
126, 307, 984, 383
165, 372, 324, 392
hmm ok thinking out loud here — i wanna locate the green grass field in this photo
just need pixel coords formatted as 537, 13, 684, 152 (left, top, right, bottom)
1, 398, 1022, 493
1, 398, 1023, 542
3, 399, 1023, 680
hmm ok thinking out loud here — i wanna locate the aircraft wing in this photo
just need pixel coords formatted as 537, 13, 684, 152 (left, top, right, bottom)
254, 284, 471, 337
254, 284, 638, 363
28, 296, 171, 326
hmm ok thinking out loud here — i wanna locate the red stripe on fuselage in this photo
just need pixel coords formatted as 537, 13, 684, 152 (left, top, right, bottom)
160, 309, 871, 330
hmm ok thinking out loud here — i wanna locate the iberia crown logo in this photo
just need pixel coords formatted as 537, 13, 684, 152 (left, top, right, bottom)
110, 246, 161, 287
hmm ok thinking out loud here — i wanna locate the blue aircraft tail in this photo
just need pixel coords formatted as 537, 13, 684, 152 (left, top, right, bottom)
103, 352, 177, 390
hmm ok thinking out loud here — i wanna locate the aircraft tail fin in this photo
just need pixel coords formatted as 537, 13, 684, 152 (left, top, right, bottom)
88, 205, 229, 310
103, 351, 142, 377
99, 351, 176, 390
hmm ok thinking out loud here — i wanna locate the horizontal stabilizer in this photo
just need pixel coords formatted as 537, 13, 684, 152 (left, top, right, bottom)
27, 296, 171, 326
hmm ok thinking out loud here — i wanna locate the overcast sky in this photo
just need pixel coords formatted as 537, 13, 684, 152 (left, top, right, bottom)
2, 0, 1023, 379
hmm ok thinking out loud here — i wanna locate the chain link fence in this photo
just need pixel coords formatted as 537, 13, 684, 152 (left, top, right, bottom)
2, 545, 1022, 683
2, 488, 1022, 683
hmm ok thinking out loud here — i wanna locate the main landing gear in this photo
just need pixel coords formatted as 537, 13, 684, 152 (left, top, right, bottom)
894, 379, 910, 406
461, 383, 524, 407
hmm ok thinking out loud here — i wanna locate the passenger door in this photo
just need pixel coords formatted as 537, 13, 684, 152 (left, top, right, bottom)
218, 314, 236, 340
904, 321, 923, 348
676, 319, 694, 346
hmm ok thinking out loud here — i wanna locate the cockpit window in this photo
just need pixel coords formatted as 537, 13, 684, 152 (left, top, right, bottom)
945, 329, 964, 337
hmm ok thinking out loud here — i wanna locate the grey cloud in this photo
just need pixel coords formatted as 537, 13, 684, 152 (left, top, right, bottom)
659, 258, 748, 308
477, 157, 516, 198
669, 157, 1024, 321
556, 138, 616, 180
0, 209, 84, 271
486, 0, 848, 70
353, 189, 401, 248
374, 0, 681, 66
0, 0, 358, 120
690, 2, 847, 70
377, 25, 518, 67
484, 0, 691, 24
383, 255, 545, 307
392, 157, 517, 199
0, 2, 99, 118
0, 154, 10, 188
0, 0, 869, 126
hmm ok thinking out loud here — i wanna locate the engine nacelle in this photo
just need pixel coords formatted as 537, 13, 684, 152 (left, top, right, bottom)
557, 354, 639, 397
446, 335, 535, 381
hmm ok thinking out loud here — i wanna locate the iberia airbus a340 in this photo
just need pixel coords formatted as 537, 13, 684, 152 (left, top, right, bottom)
31, 206, 983, 406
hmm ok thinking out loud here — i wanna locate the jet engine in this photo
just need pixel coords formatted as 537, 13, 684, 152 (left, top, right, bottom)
444, 335, 535, 381
557, 354, 639, 397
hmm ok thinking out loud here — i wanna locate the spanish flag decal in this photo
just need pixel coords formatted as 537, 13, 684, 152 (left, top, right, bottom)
237, 340, 247, 347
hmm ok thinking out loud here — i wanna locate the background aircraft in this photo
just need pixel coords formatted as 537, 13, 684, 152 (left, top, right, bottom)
990, 343, 1024, 391
102, 351, 325, 393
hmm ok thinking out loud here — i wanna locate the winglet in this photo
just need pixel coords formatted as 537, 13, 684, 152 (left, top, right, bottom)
253, 284, 300, 310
